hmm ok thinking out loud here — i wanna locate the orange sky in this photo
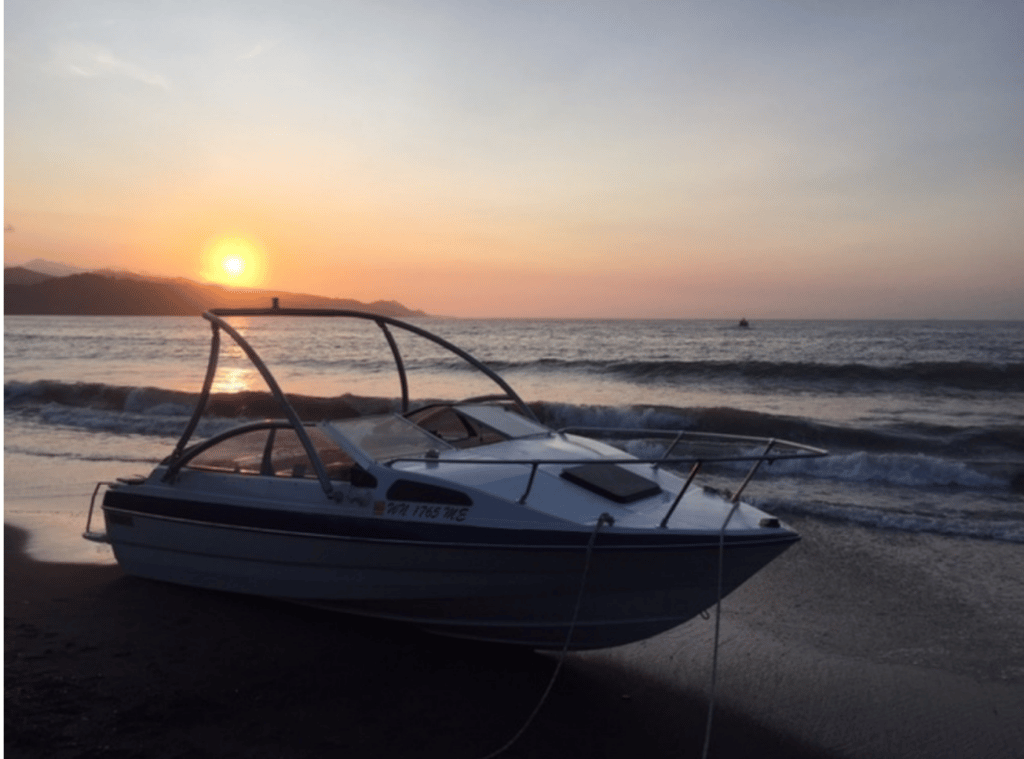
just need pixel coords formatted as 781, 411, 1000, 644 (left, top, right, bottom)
5, 1, 1023, 318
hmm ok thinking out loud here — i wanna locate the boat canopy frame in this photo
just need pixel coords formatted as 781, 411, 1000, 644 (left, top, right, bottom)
167, 307, 538, 498
164, 307, 827, 517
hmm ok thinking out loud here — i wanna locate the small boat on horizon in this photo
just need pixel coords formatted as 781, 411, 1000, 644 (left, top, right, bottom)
738, 317, 750, 328
84, 307, 824, 650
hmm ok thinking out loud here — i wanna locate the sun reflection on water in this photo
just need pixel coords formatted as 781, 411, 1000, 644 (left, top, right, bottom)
212, 366, 260, 394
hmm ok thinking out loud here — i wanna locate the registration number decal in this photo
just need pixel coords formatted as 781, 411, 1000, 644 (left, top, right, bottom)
382, 501, 470, 522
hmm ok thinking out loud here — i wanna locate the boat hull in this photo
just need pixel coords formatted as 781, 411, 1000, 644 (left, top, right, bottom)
101, 495, 798, 650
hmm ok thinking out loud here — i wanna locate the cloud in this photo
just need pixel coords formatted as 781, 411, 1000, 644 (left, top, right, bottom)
54, 43, 171, 90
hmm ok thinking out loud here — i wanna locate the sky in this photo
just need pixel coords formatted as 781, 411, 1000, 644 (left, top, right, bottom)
4, 0, 1023, 319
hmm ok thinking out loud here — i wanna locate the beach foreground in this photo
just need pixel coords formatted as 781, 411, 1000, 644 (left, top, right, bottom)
6, 514, 1023, 759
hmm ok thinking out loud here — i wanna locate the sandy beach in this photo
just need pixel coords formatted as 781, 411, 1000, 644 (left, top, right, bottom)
6, 512, 1024, 759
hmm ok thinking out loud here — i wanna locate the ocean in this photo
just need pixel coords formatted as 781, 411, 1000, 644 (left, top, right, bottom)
4, 314, 1024, 560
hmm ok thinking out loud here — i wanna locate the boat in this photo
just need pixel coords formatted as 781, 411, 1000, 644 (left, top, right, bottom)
84, 307, 826, 650
738, 318, 750, 328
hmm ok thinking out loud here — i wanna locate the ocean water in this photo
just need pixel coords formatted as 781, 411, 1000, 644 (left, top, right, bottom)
5, 315, 1024, 556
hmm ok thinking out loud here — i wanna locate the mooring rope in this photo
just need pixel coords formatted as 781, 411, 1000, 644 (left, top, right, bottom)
700, 499, 741, 759
478, 512, 614, 759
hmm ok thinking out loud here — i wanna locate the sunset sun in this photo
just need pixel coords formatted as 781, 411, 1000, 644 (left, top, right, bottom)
222, 255, 246, 277
200, 236, 267, 288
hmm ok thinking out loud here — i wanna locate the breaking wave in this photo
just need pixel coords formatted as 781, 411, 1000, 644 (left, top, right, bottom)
487, 358, 1024, 392
4, 379, 392, 425
533, 401, 1024, 463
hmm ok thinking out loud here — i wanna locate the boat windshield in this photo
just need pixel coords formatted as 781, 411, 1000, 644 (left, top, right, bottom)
182, 425, 355, 480
329, 414, 454, 463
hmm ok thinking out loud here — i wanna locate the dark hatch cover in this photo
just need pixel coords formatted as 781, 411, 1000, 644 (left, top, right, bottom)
560, 463, 662, 504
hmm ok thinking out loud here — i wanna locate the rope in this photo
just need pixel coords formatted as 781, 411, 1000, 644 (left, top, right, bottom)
700, 500, 741, 759
478, 512, 613, 759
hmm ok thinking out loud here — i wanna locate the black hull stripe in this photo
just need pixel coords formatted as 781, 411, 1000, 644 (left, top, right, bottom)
103, 489, 798, 550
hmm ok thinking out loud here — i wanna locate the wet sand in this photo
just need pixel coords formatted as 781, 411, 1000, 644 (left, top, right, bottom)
6, 515, 1024, 759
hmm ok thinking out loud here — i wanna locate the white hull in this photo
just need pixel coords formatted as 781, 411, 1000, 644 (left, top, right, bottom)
103, 502, 796, 649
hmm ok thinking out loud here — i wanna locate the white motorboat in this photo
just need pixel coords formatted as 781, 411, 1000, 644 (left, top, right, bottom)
85, 308, 825, 650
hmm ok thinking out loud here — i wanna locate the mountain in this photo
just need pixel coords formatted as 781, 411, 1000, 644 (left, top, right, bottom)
3, 270, 427, 318
3, 266, 56, 286
17, 258, 90, 277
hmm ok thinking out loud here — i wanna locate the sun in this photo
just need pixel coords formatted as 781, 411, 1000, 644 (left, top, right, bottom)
200, 236, 267, 288
222, 256, 246, 277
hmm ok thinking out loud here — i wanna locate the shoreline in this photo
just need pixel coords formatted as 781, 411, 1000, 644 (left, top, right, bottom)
6, 516, 1024, 758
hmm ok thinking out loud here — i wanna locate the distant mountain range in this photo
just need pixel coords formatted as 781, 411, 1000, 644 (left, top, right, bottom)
15, 258, 91, 278
3, 261, 426, 318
